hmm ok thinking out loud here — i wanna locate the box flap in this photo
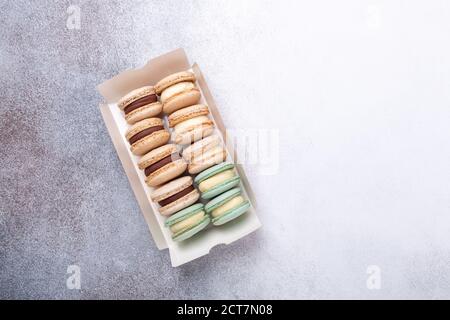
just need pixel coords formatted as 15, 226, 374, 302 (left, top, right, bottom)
97, 48, 191, 103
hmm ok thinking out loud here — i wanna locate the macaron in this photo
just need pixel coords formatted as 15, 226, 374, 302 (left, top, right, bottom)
205, 188, 250, 226
182, 135, 227, 174
118, 86, 163, 124
155, 71, 201, 114
125, 118, 170, 156
171, 108, 215, 145
155, 71, 197, 94
194, 162, 241, 200
168, 104, 210, 128
164, 203, 210, 242
150, 176, 200, 216
138, 144, 187, 187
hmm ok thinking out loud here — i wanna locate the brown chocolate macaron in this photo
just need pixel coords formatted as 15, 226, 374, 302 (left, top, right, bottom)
118, 86, 163, 124
150, 176, 200, 216
138, 144, 187, 187
125, 118, 170, 156
155, 71, 201, 115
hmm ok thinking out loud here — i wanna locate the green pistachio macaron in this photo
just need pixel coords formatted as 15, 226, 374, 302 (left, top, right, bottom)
205, 188, 250, 226
164, 203, 210, 242
194, 162, 241, 200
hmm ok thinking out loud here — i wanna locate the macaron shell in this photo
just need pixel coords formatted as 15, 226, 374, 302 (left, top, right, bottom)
200, 176, 241, 200
168, 104, 209, 127
125, 117, 163, 140
160, 82, 196, 103
182, 135, 221, 161
155, 71, 196, 94
130, 130, 170, 156
172, 216, 210, 242
163, 89, 201, 115
145, 158, 187, 187
125, 102, 162, 125
159, 189, 200, 216
204, 188, 242, 213
165, 203, 204, 226
150, 175, 192, 202
194, 162, 235, 184
174, 115, 210, 134
212, 201, 250, 226
138, 143, 180, 170
188, 147, 226, 174
118, 86, 155, 110
174, 123, 214, 145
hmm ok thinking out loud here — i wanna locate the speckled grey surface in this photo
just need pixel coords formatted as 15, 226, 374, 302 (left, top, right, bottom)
1, 0, 450, 299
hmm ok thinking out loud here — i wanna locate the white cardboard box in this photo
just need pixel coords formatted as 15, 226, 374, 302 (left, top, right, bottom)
97, 48, 261, 266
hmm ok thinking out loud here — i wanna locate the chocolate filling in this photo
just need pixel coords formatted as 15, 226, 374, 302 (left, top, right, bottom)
144, 153, 181, 176
159, 185, 195, 207
129, 125, 164, 145
124, 94, 157, 115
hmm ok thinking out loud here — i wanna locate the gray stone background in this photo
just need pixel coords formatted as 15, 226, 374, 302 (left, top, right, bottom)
1, 0, 450, 299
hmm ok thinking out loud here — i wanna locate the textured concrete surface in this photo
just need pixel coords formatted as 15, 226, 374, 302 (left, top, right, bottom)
1, 0, 450, 299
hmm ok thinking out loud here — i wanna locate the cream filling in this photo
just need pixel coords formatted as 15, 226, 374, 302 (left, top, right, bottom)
174, 116, 210, 135
212, 196, 244, 218
170, 211, 205, 234
160, 82, 195, 103
183, 135, 221, 160
198, 169, 235, 192
193, 146, 224, 163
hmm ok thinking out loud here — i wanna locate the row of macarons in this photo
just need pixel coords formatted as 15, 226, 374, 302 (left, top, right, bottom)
116, 70, 251, 241
156, 163, 250, 241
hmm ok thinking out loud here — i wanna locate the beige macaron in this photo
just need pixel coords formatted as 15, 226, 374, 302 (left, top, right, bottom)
138, 144, 187, 187
125, 118, 170, 156
117, 86, 163, 124
150, 176, 200, 216
168, 104, 209, 128
155, 71, 201, 115
188, 145, 227, 174
182, 135, 221, 161
182, 135, 227, 174
172, 115, 214, 145
155, 71, 197, 94
160, 82, 201, 115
